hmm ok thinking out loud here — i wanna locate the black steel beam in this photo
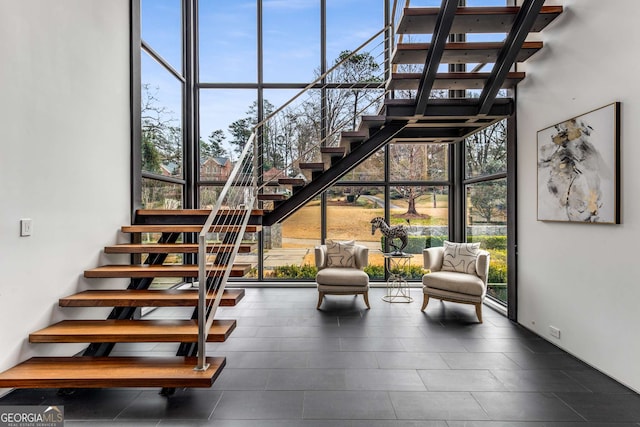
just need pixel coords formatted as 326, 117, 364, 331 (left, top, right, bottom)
414, 0, 459, 116
386, 98, 514, 119
477, 0, 545, 115
263, 122, 406, 226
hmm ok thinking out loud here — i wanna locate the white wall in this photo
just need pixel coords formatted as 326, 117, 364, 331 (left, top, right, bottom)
517, 0, 640, 392
0, 0, 130, 384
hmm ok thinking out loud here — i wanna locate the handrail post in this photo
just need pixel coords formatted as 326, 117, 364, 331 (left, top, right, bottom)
195, 233, 209, 371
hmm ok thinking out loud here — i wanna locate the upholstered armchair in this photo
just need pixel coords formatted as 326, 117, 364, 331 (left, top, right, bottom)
315, 240, 370, 309
421, 241, 490, 323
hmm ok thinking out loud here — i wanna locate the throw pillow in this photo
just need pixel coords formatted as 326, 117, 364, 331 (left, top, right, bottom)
325, 240, 356, 268
441, 240, 481, 275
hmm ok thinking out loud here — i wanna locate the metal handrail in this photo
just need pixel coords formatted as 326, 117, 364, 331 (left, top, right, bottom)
195, 14, 405, 370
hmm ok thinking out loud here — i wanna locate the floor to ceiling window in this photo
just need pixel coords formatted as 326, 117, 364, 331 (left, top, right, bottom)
135, 0, 513, 309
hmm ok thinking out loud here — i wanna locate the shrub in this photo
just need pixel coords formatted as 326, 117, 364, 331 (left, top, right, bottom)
268, 264, 317, 279
467, 235, 507, 250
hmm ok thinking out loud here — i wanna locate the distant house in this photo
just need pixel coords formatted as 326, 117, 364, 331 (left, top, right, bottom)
201, 157, 232, 181
160, 161, 181, 177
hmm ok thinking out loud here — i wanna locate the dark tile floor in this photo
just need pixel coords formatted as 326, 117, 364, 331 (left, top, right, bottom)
1, 287, 639, 426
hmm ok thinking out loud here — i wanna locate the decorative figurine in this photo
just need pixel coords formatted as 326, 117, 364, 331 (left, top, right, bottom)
370, 216, 408, 255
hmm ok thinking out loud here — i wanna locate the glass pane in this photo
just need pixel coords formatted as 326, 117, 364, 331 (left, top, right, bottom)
340, 147, 385, 182
390, 143, 448, 182
263, 197, 321, 280
327, 0, 383, 64
199, 89, 257, 180
327, 186, 385, 280
141, 0, 182, 72
263, 1, 320, 82
198, 1, 257, 82
389, 186, 449, 255
142, 178, 183, 209
465, 119, 507, 179
466, 179, 507, 304
141, 51, 184, 178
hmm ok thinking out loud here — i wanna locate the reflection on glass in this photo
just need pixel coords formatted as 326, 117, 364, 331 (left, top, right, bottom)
142, 178, 183, 209
327, 186, 384, 279
198, 1, 257, 82
390, 143, 448, 181
141, 0, 182, 71
263, 1, 320, 82
141, 51, 184, 178
340, 149, 385, 182
263, 197, 321, 280
199, 89, 256, 180
389, 186, 449, 254
466, 179, 507, 304
465, 119, 507, 179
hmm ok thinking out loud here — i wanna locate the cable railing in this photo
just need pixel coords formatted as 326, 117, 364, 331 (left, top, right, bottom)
194, 2, 416, 370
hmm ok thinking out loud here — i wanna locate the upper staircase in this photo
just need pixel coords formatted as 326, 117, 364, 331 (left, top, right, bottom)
0, 0, 561, 392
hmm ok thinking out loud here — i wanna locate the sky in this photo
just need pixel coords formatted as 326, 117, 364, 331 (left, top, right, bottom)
141, 0, 508, 155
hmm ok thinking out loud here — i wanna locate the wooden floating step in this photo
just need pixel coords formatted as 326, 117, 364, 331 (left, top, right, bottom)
320, 147, 346, 157
136, 209, 264, 216
392, 41, 543, 65
257, 194, 288, 201
59, 288, 245, 308
397, 5, 563, 34
104, 243, 254, 254
358, 115, 386, 130
29, 319, 236, 343
0, 356, 225, 389
277, 178, 306, 186
121, 224, 261, 233
84, 264, 252, 278
298, 162, 325, 171
388, 71, 525, 91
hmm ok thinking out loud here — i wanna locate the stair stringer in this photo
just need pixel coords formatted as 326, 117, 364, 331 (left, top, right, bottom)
263, 121, 407, 227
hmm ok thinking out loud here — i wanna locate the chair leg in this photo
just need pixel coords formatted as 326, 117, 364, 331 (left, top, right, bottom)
475, 302, 483, 323
421, 294, 430, 311
362, 291, 370, 309
316, 291, 324, 310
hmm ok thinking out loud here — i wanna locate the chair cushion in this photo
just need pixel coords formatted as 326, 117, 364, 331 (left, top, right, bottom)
316, 267, 369, 287
422, 271, 484, 297
441, 240, 481, 275
325, 240, 356, 268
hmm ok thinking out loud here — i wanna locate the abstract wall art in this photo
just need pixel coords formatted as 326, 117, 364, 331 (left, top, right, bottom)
537, 102, 620, 224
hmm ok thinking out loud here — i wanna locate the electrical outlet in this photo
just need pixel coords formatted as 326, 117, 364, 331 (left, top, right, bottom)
549, 325, 561, 339
20, 219, 32, 236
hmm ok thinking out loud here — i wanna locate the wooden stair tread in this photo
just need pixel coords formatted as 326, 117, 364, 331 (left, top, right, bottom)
257, 194, 288, 201
388, 71, 525, 91
59, 288, 245, 307
277, 178, 306, 186
320, 147, 346, 156
0, 356, 225, 388
121, 224, 261, 233
104, 243, 254, 254
298, 162, 325, 170
392, 41, 543, 64
136, 209, 264, 216
398, 5, 563, 34
29, 319, 236, 343
84, 264, 252, 278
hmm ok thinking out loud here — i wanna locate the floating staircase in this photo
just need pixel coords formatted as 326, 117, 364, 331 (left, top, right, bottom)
263, 3, 561, 226
0, 1, 562, 392
0, 209, 257, 389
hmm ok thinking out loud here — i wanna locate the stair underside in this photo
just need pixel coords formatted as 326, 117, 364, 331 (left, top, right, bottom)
29, 319, 236, 343
388, 72, 525, 91
0, 356, 225, 388
392, 41, 543, 65
104, 243, 254, 254
84, 264, 252, 278
59, 288, 245, 307
398, 5, 562, 34
121, 225, 261, 233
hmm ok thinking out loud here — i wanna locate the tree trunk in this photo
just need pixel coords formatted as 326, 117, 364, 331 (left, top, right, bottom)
406, 195, 419, 215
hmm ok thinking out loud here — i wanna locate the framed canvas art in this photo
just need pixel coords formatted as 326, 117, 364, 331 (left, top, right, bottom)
537, 102, 620, 224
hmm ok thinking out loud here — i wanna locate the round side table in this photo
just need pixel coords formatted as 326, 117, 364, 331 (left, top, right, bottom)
382, 252, 413, 303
